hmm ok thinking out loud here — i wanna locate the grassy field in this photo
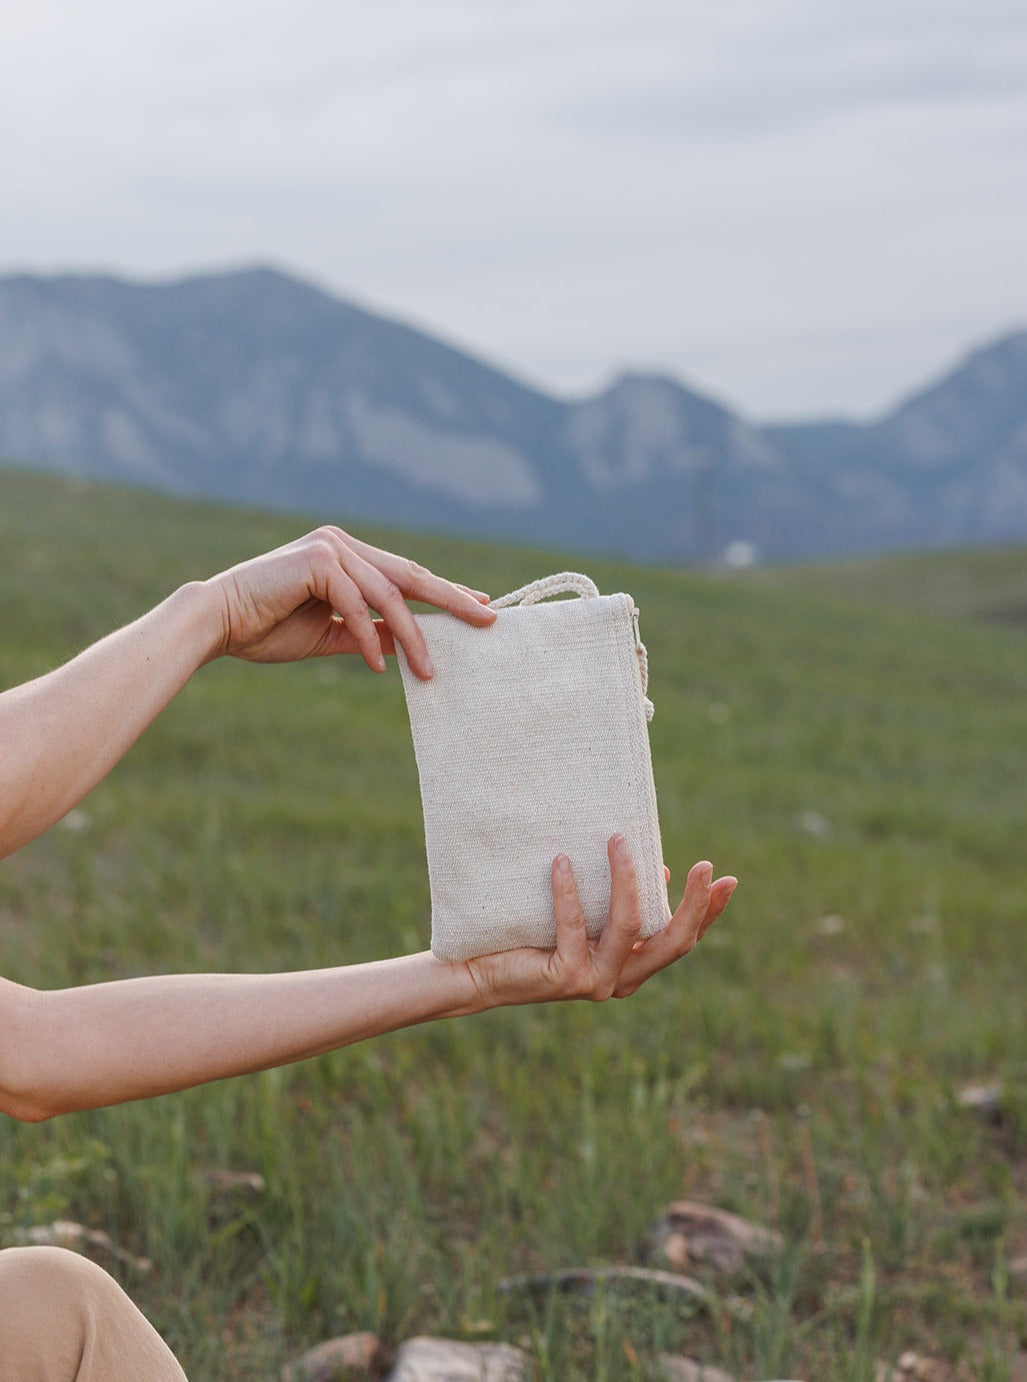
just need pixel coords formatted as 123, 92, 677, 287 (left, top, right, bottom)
1, 466, 1026, 1380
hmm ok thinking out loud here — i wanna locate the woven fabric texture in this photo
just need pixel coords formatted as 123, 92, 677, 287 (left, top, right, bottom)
397, 578, 670, 961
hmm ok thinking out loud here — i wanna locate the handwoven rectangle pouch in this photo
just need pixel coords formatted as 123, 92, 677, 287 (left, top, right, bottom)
397, 572, 671, 962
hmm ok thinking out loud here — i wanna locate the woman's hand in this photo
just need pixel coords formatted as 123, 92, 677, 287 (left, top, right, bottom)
205, 526, 495, 677
463, 836, 737, 1010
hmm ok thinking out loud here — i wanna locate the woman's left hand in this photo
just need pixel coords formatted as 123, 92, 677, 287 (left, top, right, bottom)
463, 836, 737, 1010
205, 525, 495, 677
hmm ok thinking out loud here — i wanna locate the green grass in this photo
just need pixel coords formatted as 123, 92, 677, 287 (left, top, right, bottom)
2, 466, 1027, 1379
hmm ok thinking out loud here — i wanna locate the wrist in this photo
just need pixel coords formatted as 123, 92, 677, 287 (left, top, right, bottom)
457, 953, 518, 1014
411, 951, 490, 1019
175, 578, 231, 666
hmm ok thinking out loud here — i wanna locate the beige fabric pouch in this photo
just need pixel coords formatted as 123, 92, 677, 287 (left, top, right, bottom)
397, 573, 671, 962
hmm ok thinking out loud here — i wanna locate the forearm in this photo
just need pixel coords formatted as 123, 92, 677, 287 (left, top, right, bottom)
0, 953, 483, 1122
0, 581, 225, 858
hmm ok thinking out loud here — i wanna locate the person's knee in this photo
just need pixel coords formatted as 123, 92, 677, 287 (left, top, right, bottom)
1, 1248, 99, 1366
0, 1246, 144, 1373
0, 1245, 188, 1380
0, 1243, 116, 1306
2, 1244, 95, 1303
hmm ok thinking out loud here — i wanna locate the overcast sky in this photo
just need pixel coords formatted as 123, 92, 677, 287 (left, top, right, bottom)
1, 0, 1024, 420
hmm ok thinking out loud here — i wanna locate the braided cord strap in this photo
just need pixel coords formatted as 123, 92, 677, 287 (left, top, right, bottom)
493, 573, 654, 720
491, 572, 600, 608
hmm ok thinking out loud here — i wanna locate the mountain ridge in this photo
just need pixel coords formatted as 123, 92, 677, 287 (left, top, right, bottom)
1, 265, 1024, 563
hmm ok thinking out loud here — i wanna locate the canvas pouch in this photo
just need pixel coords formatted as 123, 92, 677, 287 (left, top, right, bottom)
396, 572, 671, 962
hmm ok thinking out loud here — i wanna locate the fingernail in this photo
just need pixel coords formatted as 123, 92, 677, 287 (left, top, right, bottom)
614, 834, 630, 859
423, 654, 435, 677
555, 854, 570, 874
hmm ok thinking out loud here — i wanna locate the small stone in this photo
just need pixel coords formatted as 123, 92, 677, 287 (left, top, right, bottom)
15, 1220, 151, 1273
817, 914, 846, 936
384, 1337, 530, 1381
647, 1201, 783, 1275
1008, 1353, 1027, 1382
661, 1230, 690, 1271
196, 1168, 266, 1196
657, 1355, 735, 1382
956, 1082, 1003, 1123
883, 1354, 935, 1381
282, 1332, 382, 1381
777, 1051, 811, 1073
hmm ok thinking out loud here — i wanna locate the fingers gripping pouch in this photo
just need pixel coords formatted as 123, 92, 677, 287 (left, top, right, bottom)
396, 573, 671, 962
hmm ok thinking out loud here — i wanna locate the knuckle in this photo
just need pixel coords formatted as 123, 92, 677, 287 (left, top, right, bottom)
609, 905, 642, 946
557, 901, 587, 935
402, 556, 432, 585
374, 574, 404, 609
332, 579, 366, 617
567, 968, 596, 1000
308, 530, 341, 569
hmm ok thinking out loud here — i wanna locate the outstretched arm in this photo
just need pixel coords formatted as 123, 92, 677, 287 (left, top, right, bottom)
0, 839, 736, 1123
0, 527, 494, 858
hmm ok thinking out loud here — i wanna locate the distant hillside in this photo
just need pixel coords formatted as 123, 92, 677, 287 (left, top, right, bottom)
1, 266, 1025, 563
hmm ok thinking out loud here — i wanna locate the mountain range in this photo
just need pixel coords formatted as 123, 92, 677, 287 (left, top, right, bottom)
1, 266, 1025, 564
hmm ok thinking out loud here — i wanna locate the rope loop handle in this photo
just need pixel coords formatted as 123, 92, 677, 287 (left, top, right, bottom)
492, 573, 654, 722
492, 572, 600, 609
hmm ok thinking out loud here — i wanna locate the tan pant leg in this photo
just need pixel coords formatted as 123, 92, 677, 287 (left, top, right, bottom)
0, 1246, 187, 1382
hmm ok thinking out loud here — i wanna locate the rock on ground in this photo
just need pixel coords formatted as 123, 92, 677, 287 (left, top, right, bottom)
384, 1337, 530, 1381
657, 1355, 736, 1382
281, 1331, 382, 1381
647, 1200, 784, 1274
